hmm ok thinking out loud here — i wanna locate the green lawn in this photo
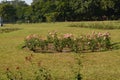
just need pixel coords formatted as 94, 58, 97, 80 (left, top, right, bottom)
0, 21, 120, 80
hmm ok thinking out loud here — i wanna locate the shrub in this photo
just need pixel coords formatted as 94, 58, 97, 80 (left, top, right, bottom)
86, 32, 111, 51
53, 37, 63, 52
72, 37, 85, 53
25, 34, 40, 51
53, 33, 74, 52
47, 31, 57, 43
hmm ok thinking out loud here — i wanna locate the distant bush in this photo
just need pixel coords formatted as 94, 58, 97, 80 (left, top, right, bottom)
0, 28, 21, 33
69, 22, 120, 29
24, 31, 112, 53
16, 20, 23, 24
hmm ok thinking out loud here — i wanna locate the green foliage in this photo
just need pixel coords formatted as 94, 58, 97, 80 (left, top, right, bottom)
72, 38, 83, 53
16, 6, 27, 22
45, 12, 59, 22
0, 0, 120, 22
0, 4, 16, 22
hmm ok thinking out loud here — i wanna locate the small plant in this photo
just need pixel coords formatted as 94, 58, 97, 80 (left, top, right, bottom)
6, 68, 14, 79
102, 32, 111, 49
53, 37, 63, 52
5, 67, 23, 80
72, 38, 81, 53
35, 67, 53, 80
63, 33, 74, 48
39, 39, 48, 50
47, 31, 57, 43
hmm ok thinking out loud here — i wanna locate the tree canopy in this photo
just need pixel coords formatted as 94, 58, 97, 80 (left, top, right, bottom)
0, 0, 120, 23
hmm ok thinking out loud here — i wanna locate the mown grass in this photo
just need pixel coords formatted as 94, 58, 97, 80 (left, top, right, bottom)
0, 21, 120, 80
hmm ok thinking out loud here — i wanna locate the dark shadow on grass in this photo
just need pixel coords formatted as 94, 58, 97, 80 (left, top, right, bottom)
34, 50, 56, 53
111, 42, 120, 50
0, 28, 21, 33
76, 73, 82, 80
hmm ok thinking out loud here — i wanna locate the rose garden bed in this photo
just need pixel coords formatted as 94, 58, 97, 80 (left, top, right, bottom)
24, 31, 112, 53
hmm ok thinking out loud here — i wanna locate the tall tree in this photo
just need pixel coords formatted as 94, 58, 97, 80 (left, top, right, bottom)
0, 4, 16, 23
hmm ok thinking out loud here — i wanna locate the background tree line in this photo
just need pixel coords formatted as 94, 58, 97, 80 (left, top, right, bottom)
0, 0, 120, 23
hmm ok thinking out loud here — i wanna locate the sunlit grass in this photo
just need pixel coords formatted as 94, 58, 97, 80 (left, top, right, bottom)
68, 21, 120, 29
0, 21, 120, 79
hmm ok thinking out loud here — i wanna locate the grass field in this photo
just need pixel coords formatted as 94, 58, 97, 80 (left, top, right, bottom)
0, 21, 120, 80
